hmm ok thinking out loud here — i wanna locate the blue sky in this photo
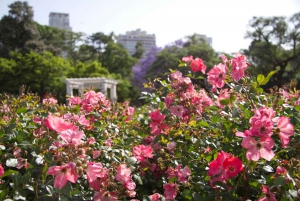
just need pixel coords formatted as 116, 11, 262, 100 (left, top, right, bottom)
0, 0, 299, 53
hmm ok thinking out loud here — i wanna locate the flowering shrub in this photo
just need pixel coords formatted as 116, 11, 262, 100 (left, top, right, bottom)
0, 52, 299, 200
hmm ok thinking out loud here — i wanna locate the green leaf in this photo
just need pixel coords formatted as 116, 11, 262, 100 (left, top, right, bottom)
26, 124, 37, 129
274, 176, 286, 186
211, 114, 221, 124
133, 174, 143, 185
60, 182, 72, 198
264, 70, 279, 84
22, 173, 31, 184
16, 107, 27, 114
0, 188, 9, 200
198, 121, 209, 127
59, 196, 68, 201
230, 94, 236, 102
256, 87, 264, 93
125, 137, 135, 145
249, 181, 259, 188
294, 105, 300, 112
181, 189, 193, 200
234, 85, 242, 92
46, 185, 54, 196
0, 169, 18, 178
205, 154, 212, 162
257, 70, 279, 85
13, 189, 27, 201
44, 152, 53, 164
142, 195, 151, 201
257, 74, 265, 85
209, 106, 219, 111
220, 99, 230, 105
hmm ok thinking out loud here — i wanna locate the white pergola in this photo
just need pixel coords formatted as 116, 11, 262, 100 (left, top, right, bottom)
65, 77, 119, 102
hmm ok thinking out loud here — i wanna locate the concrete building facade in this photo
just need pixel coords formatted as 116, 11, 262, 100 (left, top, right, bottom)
117, 29, 156, 56
194, 34, 212, 46
49, 12, 72, 31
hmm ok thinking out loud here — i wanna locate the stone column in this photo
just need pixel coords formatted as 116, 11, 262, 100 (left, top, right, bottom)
111, 84, 117, 102
78, 83, 84, 96
101, 82, 107, 97
66, 81, 71, 96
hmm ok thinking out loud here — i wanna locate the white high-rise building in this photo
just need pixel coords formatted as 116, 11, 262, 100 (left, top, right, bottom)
117, 29, 156, 56
194, 34, 212, 46
49, 12, 72, 31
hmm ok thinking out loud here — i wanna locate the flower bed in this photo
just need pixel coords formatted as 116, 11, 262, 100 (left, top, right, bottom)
0, 53, 299, 201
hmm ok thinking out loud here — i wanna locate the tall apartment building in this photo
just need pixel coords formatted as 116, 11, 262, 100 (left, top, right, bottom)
49, 12, 72, 31
117, 29, 156, 56
194, 34, 212, 46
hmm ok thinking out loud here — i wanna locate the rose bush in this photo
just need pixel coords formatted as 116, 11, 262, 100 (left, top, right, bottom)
0, 52, 299, 201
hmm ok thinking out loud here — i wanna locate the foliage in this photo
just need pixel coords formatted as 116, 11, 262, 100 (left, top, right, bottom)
0, 1, 45, 58
132, 46, 162, 92
132, 41, 145, 59
35, 23, 69, 56
0, 51, 69, 101
101, 41, 138, 79
243, 12, 300, 88
146, 36, 219, 85
0, 52, 300, 201
67, 61, 109, 78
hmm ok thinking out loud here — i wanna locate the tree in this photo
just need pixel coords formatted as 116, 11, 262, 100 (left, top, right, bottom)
101, 41, 138, 79
146, 37, 219, 82
0, 1, 44, 58
244, 12, 300, 88
0, 57, 17, 93
67, 61, 109, 78
36, 23, 65, 56
132, 41, 145, 59
0, 51, 70, 102
88, 32, 114, 61
132, 46, 162, 92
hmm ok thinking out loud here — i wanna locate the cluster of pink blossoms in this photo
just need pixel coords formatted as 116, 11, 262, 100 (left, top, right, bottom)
166, 165, 191, 183
115, 164, 137, 198
133, 145, 153, 162
208, 151, 244, 187
43, 90, 141, 200
149, 110, 169, 135
182, 52, 250, 92
207, 63, 228, 92
166, 71, 214, 121
122, 101, 135, 122
42, 97, 58, 105
182, 56, 206, 74
258, 185, 277, 201
236, 106, 295, 161
69, 90, 111, 113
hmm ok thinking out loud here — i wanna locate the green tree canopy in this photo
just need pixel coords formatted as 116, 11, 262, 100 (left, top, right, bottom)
243, 12, 300, 87
67, 61, 109, 78
147, 35, 219, 81
132, 41, 145, 59
0, 51, 70, 101
0, 1, 44, 58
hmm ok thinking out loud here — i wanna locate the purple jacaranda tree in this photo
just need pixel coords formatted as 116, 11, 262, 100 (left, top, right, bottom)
132, 39, 186, 92
132, 45, 162, 92
164, 39, 186, 50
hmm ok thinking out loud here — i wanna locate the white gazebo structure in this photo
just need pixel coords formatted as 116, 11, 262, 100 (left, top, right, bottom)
65, 77, 119, 102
